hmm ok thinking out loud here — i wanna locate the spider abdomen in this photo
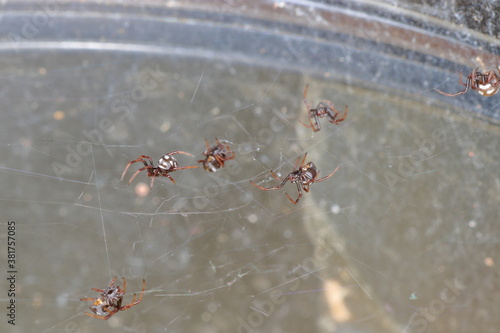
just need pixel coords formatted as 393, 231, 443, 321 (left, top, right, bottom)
198, 138, 235, 172
158, 155, 178, 172
202, 155, 221, 172
315, 104, 330, 117
299, 162, 317, 184
300, 173, 315, 184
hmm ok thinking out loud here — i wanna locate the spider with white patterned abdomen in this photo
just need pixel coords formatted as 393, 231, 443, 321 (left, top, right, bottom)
435, 67, 500, 97
121, 151, 198, 188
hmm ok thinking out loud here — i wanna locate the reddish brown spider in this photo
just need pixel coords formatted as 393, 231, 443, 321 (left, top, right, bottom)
198, 138, 235, 172
80, 277, 146, 320
301, 84, 348, 132
121, 151, 198, 188
435, 67, 500, 97
249, 153, 339, 204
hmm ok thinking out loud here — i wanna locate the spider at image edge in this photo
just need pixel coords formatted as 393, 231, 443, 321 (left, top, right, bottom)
250, 152, 339, 204
80, 277, 146, 320
435, 67, 500, 97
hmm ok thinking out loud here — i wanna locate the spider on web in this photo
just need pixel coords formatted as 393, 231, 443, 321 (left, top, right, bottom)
435, 67, 500, 97
121, 151, 198, 188
250, 153, 339, 204
300, 83, 348, 132
80, 277, 146, 320
198, 138, 235, 172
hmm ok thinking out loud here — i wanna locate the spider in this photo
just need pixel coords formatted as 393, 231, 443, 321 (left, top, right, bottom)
301, 83, 348, 132
80, 277, 146, 320
249, 153, 339, 204
435, 67, 500, 97
198, 138, 235, 172
121, 151, 198, 188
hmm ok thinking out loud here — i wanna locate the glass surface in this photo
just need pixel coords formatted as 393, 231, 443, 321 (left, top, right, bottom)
0, 1, 499, 332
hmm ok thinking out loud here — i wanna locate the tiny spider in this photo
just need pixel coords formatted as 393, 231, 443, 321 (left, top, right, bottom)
198, 138, 235, 172
80, 277, 146, 320
121, 151, 198, 188
435, 67, 500, 97
301, 83, 348, 132
249, 153, 339, 204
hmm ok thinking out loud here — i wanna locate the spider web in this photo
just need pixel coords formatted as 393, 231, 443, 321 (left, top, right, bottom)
1, 4, 500, 333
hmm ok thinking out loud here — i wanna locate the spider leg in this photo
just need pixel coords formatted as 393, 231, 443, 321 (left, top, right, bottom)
121, 156, 154, 181
121, 162, 137, 181
315, 166, 340, 182
83, 310, 116, 320
326, 103, 348, 124
204, 139, 211, 153
164, 174, 176, 185
119, 279, 146, 311
486, 70, 496, 84
80, 297, 96, 301
215, 155, 226, 168
434, 87, 468, 96
471, 69, 482, 91
299, 115, 320, 132
435, 70, 470, 96
298, 153, 308, 169
149, 174, 159, 188
303, 83, 312, 114
299, 118, 312, 129
306, 106, 322, 132
121, 277, 127, 294
228, 150, 236, 160
249, 177, 289, 191
458, 70, 468, 87
167, 151, 195, 157
137, 278, 146, 301
173, 165, 199, 171
156, 166, 198, 187
128, 165, 155, 185
109, 276, 118, 287
301, 84, 320, 131
490, 70, 500, 86
221, 145, 236, 161
311, 112, 321, 132
285, 182, 302, 204
90, 288, 105, 293
136, 279, 146, 303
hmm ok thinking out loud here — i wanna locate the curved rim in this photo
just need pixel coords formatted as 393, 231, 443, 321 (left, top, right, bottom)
1, 0, 499, 123
2, 0, 498, 64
